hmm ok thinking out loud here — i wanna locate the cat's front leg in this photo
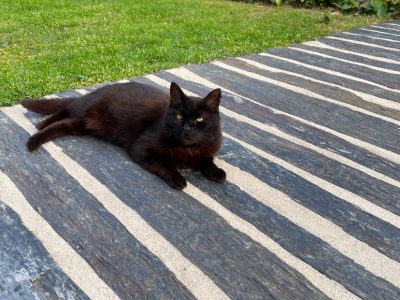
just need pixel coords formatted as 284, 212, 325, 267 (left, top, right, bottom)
140, 159, 187, 190
130, 148, 187, 190
197, 158, 226, 183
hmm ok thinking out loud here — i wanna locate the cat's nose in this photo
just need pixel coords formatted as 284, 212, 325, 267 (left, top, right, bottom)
183, 124, 192, 132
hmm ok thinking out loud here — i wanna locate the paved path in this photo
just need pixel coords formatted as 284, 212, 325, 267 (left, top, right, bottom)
1, 20, 400, 300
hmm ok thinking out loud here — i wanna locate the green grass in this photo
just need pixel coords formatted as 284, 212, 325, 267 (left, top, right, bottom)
0, 0, 389, 106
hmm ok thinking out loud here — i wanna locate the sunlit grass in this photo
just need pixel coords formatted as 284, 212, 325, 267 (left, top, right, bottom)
0, 0, 388, 106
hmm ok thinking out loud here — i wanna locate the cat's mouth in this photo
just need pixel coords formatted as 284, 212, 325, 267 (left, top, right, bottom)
181, 133, 200, 146
181, 138, 196, 146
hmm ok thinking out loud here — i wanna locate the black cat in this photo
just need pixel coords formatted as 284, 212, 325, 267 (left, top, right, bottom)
21, 81, 226, 190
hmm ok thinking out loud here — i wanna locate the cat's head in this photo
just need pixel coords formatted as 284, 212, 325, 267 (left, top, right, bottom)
162, 82, 222, 147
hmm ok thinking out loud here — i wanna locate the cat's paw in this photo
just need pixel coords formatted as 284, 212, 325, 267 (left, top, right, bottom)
205, 168, 226, 183
166, 174, 187, 190
27, 136, 41, 152
35, 120, 46, 130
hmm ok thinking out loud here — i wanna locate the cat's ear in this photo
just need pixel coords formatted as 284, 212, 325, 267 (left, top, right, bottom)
202, 88, 221, 112
170, 82, 186, 106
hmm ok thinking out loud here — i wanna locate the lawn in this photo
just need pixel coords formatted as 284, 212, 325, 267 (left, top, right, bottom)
0, 0, 388, 106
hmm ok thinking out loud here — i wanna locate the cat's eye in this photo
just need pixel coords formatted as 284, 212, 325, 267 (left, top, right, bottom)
196, 117, 204, 122
176, 113, 183, 120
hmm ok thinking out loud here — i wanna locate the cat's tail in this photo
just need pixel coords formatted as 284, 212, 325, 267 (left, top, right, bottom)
20, 98, 75, 115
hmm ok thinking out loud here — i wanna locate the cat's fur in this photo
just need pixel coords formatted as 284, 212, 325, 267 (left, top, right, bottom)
20, 81, 226, 190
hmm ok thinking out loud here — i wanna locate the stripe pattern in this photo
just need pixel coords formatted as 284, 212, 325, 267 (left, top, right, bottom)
1, 21, 400, 300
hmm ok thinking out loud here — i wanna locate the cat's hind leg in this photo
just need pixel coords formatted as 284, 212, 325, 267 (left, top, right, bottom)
36, 110, 68, 130
27, 118, 85, 151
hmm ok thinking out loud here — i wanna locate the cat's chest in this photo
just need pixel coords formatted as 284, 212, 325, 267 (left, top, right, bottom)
169, 146, 205, 167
